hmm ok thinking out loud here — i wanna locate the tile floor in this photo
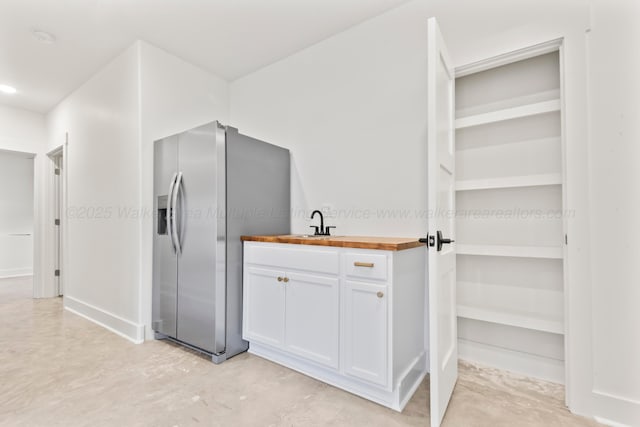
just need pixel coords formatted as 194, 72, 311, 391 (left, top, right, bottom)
0, 277, 601, 427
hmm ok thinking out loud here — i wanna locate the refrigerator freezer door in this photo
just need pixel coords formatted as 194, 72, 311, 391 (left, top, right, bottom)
225, 127, 290, 358
152, 135, 179, 338
176, 122, 226, 354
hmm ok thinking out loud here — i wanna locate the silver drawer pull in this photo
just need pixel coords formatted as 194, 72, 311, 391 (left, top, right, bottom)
377, 291, 384, 298
354, 262, 374, 268
277, 277, 283, 282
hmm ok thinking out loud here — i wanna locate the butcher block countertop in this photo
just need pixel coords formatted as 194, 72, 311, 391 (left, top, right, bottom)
241, 235, 425, 251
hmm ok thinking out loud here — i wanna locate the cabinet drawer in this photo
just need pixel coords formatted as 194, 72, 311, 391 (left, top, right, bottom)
344, 253, 388, 281
244, 243, 339, 275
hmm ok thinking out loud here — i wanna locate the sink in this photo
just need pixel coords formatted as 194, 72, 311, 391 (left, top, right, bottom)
289, 234, 341, 240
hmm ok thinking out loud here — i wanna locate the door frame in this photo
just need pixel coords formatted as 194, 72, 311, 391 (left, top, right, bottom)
454, 38, 571, 399
46, 138, 68, 298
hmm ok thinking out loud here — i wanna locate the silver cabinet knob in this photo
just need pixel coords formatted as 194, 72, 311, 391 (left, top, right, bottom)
277, 277, 283, 282
377, 291, 384, 298
283, 277, 290, 283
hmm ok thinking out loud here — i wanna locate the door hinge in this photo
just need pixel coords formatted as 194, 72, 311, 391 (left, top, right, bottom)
54, 168, 60, 175
565, 234, 568, 245
55, 219, 60, 226
54, 269, 60, 277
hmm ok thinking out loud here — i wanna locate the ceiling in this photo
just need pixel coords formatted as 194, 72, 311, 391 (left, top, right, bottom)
0, 0, 411, 113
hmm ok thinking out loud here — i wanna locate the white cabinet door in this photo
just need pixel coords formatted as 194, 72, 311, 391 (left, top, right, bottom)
244, 267, 286, 347
427, 17, 458, 427
343, 280, 388, 387
284, 272, 340, 368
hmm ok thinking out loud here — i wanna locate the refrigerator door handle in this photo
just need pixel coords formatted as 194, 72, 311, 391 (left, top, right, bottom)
171, 171, 183, 255
166, 172, 178, 253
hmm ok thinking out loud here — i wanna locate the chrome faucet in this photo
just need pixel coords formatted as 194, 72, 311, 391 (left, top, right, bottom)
310, 210, 336, 236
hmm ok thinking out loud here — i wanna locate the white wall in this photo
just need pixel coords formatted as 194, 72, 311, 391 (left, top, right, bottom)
0, 105, 47, 291
230, 0, 589, 238
0, 152, 34, 277
138, 41, 230, 338
586, 0, 640, 425
230, 2, 429, 236
46, 44, 144, 341
0, 105, 46, 153
45, 40, 230, 342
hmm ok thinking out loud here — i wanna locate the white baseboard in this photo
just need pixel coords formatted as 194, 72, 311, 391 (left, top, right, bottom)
459, 338, 565, 384
0, 268, 33, 278
591, 389, 640, 427
249, 342, 426, 412
594, 417, 633, 427
460, 340, 640, 425
64, 296, 144, 344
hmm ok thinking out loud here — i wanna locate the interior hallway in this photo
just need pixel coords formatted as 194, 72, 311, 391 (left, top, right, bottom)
0, 277, 600, 427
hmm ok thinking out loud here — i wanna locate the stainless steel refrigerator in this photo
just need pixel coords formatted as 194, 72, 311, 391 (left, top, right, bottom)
152, 121, 290, 363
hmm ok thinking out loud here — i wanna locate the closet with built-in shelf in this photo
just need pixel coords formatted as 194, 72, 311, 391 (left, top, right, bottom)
454, 46, 566, 384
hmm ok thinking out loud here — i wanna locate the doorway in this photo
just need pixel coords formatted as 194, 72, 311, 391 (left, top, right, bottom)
425, 25, 569, 425
0, 149, 35, 280
453, 41, 567, 385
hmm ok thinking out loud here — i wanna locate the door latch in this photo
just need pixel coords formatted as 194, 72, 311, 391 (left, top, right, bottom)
419, 231, 454, 251
418, 234, 436, 247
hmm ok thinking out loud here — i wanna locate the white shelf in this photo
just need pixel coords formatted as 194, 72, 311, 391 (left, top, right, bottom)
455, 99, 560, 130
457, 244, 563, 259
457, 280, 564, 335
458, 305, 564, 335
455, 173, 561, 191
455, 137, 561, 180
458, 339, 565, 384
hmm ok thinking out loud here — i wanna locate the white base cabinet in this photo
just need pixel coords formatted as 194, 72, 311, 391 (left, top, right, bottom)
343, 279, 388, 386
244, 267, 286, 347
283, 271, 339, 368
243, 242, 426, 411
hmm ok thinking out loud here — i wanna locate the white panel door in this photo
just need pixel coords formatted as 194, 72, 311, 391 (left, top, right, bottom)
343, 280, 389, 388
427, 17, 458, 427
284, 272, 340, 368
243, 267, 285, 347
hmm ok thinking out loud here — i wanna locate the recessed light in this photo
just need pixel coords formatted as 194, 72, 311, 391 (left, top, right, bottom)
32, 30, 56, 44
0, 84, 17, 95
